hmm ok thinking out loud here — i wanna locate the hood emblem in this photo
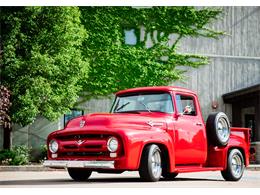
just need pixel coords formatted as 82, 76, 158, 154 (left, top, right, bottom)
77, 140, 84, 145
146, 120, 164, 128
79, 120, 85, 128
147, 120, 154, 127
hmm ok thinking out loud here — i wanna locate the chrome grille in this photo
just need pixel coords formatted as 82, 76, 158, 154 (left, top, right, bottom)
54, 133, 113, 159
57, 134, 110, 141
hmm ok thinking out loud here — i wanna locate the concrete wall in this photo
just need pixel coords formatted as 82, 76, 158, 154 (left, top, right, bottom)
77, 96, 115, 113
0, 96, 114, 150
7, 96, 115, 150
11, 116, 64, 149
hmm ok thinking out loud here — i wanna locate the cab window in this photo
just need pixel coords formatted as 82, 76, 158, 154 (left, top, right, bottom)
176, 95, 196, 116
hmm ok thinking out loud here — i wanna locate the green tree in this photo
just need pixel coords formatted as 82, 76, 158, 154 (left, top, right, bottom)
0, 7, 88, 148
0, 6, 224, 149
78, 7, 223, 103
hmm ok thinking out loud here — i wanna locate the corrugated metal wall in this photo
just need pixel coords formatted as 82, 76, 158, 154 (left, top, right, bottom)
172, 6, 260, 122
179, 7, 260, 57
173, 59, 260, 122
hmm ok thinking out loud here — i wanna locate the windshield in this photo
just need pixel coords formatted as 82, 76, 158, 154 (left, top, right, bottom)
111, 92, 174, 114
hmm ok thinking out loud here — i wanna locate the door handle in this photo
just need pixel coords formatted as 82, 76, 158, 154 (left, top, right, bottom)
196, 122, 203, 126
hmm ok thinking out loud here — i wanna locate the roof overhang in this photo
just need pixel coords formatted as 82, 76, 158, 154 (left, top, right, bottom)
222, 84, 260, 103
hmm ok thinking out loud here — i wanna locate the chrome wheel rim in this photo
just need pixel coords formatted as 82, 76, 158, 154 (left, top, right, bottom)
231, 153, 243, 178
217, 118, 230, 142
151, 150, 162, 178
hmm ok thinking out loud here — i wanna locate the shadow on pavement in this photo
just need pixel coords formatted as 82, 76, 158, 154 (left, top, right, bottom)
0, 177, 223, 186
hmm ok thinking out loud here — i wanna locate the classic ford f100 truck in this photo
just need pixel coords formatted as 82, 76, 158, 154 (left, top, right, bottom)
43, 86, 250, 182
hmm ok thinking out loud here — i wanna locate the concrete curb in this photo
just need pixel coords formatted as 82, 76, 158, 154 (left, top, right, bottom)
0, 164, 259, 172
0, 165, 65, 172
247, 164, 260, 171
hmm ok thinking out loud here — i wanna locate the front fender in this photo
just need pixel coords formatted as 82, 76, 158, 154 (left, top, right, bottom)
122, 129, 174, 171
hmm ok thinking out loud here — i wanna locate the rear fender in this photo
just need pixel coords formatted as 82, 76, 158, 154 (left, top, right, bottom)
207, 136, 249, 169
222, 137, 249, 170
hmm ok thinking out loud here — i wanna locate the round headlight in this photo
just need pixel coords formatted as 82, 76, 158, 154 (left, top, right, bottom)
107, 137, 119, 152
49, 139, 59, 153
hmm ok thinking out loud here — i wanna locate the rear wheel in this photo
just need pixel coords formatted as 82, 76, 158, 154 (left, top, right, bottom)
139, 144, 162, 182
68, 168, 92, 181
221, 149, 245, 181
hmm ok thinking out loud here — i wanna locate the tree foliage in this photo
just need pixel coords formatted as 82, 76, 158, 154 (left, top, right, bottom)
0, 7, 88, 126
79, 7, 223, 102
1, 6, 224, 127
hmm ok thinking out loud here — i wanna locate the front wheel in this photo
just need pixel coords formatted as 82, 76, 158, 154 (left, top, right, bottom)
162, 172, 178, 180
221, 149, 245, 181
139, 144, 162, 182
68, 168, 92, 181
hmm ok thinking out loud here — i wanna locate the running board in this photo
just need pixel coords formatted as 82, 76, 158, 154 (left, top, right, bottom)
174, 166, 224, 173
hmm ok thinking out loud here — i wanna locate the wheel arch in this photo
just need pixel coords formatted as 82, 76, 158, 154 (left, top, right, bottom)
138, 142, 172, 172
224, 146, 247, 169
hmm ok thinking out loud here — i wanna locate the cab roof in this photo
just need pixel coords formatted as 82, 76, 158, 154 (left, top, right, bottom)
116, 86, 196, 96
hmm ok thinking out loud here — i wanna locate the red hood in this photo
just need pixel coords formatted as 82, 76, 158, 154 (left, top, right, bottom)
62, 112, 170, 132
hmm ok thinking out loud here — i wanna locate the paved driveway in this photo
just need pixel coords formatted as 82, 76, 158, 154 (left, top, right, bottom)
0, 170, 260, 188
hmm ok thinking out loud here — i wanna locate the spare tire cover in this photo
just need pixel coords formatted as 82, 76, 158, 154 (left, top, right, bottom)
206, 112, 230, 146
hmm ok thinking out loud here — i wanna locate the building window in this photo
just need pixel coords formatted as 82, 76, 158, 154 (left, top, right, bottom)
124, 29, 137, 45
64, 109, 84, 126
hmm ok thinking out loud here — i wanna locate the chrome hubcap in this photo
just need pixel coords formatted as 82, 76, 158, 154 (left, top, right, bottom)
217, 118, 229, 142
151, 150, 162, 178
231, 154, 243, 178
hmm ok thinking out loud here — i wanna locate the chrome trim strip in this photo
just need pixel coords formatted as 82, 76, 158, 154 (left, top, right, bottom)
43, 160, 115, 169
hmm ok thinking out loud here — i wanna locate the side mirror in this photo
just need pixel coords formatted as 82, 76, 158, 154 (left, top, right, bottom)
174, 113, 182, 119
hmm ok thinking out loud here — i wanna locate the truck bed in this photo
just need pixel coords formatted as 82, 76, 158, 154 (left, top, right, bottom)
230, 127, 251, 148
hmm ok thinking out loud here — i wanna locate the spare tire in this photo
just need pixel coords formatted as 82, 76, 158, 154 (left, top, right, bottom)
206, 112, 230, 146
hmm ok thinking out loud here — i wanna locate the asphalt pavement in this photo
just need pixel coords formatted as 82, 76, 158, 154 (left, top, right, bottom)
0, 170, 260, 188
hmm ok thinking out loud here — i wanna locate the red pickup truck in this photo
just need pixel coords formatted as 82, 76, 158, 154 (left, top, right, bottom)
43, 86, 250, 182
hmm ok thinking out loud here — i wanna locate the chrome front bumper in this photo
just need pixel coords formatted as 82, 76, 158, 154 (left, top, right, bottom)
43, 160, 115, 169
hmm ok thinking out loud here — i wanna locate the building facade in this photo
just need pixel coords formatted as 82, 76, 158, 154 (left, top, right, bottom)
174, 6, 260, 163
0, 6, 260, 162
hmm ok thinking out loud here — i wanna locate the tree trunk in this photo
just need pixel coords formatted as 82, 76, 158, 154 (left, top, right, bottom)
3, 126, 12, 149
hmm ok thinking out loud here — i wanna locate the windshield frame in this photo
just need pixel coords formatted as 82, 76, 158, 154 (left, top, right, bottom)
110, 91, 174, 114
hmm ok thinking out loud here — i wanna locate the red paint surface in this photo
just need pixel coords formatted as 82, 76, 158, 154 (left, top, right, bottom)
46, 86, 250, 173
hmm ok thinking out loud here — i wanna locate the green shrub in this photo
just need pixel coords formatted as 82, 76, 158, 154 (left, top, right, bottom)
39, 144, 48, 162
0, 145, 31, 165
0, 149, 14, 165
28, 144, 48, 163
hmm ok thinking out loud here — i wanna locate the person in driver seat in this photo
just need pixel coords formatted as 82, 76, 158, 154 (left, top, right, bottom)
183, 105, 192, 115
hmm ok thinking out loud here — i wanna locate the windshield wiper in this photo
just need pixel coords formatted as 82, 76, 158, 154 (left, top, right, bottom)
115, 102, 130, 112
138, 101, 151, 113
115, 101, 151, 113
